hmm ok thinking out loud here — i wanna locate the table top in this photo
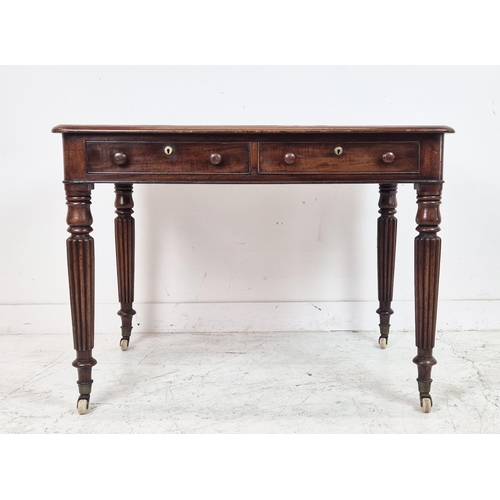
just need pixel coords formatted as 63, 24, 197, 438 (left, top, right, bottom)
52, 125, 455, 134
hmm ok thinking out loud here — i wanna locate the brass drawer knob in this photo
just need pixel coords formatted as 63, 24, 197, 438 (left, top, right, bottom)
210, 153, 222, 165
113, 152, 128, 166
382, 152, 395, 164
284, 153, 296, 164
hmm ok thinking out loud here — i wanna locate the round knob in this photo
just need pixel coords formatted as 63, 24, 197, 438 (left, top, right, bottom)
210, 153, 222, 165
113, 152, 128, 166
382, 152, 395, 164
284, 153, 296, 165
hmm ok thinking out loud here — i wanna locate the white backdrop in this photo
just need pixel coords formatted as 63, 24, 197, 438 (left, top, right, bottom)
1, 66, 499, 334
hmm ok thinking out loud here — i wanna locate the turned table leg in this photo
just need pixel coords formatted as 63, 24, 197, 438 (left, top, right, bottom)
114, 183, 136, 351
66, 183, 96, 415
413, 183, 442, 413
376, 184, 398, 349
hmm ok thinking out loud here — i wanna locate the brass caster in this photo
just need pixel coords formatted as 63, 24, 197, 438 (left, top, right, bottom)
77, 398, 89, 415
379, 337, 387, 349
120, 338, 129, 351
421, 397, 432, 413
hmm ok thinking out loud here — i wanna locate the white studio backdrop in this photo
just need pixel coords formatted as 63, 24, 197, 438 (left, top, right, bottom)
1, 65, 499, 335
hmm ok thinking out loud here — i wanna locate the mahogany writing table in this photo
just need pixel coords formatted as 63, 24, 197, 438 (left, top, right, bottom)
53, 125, 454, 415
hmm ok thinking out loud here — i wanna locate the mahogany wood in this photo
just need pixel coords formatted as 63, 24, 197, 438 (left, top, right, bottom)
59, 130, 448, 184
115, 184, 136, 346
53, 125, 455, 134
377, 184, 398, 344
54, 125, 454, 414
413, 183, 442, 408
87, 141, 250, 174
65, 183, 97, 407
258, 142, 419, 174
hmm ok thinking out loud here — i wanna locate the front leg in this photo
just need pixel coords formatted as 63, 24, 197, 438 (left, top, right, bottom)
66, 183, 96, 414
413, 183, 442, 413
115, 183, 136, 350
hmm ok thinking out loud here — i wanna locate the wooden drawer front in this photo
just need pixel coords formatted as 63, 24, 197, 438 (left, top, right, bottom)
258, 142, 420, 174
86, 141, 250, 174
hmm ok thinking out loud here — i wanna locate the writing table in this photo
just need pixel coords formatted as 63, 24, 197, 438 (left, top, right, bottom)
53, 125, 454, 414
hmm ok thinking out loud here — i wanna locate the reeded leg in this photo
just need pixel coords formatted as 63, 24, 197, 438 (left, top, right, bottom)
66, 183, 97, 414
376, 184, 398, 348
413, 183, 442, 412
115, 183, 136, 350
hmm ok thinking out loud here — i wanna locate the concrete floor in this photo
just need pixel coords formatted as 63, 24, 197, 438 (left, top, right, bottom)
1, 330, 499, 433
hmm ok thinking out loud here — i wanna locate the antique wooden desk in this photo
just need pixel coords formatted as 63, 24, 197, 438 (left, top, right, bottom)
53, 125, 454, 415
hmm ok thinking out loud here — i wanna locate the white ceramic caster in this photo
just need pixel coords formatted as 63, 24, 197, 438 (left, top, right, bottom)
379, 337, 387, 349
421, 398, 432, 413
120, 339, 129, 351
77, 399, 89, 415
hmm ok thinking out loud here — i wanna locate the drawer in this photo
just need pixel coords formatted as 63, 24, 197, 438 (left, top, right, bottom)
86, 141, 250, 174
258, 142, 420, 174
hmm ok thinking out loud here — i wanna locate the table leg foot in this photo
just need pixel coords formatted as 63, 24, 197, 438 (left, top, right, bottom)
118, 312, 135, 349
120, 333, 130, 351
417, 378, 433, 412
378, 324, 390, 349
413, 351, 437, 412
421, 396, 432, 413
73, 352, 97, 414
77, 397, 89, 415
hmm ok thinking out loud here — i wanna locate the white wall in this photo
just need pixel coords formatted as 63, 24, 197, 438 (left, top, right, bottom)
1, 66, 499, 334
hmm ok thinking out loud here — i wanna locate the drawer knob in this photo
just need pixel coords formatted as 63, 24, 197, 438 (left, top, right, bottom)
210, 153, 222, 165
382, 152, 395, 164
113, 152, 128, 166
284, 153, 296, 165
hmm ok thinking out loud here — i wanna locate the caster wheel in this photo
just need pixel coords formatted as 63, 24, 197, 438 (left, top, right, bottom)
120, 338, 129, 351
421, 397, 432, 413
77, 398, 89, 415
379, 337, 387, 349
